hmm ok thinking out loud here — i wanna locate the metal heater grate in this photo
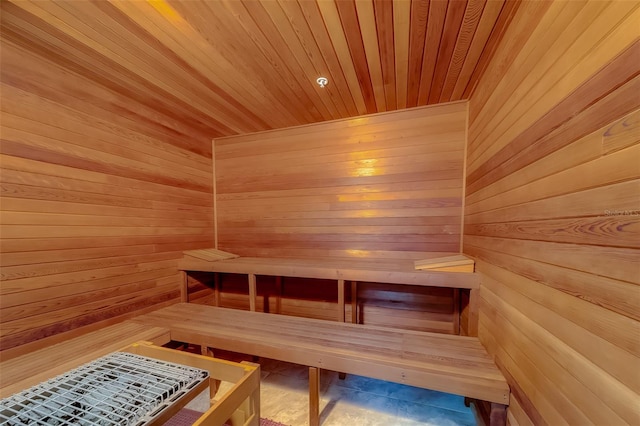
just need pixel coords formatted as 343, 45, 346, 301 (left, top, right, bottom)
0, 352, 209, 425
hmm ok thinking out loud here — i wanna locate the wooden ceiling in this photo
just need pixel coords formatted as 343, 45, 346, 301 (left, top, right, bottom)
1, 0, 516, 138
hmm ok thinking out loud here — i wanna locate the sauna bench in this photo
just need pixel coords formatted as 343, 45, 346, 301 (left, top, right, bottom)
178, 256, 480, 333
132, 302, 510, 426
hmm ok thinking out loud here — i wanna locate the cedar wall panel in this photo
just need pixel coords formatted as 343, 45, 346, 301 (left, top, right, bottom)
213, 103, 467, 333
0, 29, 214, 351
464, 2, 639, 425
215, 101, 466, 260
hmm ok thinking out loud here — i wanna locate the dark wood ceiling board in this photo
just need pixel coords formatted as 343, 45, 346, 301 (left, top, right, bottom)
406, 0, 430, 107
218, 0, 326, 124
111, 0, 282, 132
165, 0, 312, 127
393, 0, 411, 109
439, 0, 486, 102
0, 3, 235, 143
275, 0, 350, 118
374, 0, 397, 110
428, 0, 468, 104
297, 0, 360, 117
417, 0, 447, 105
450, 0, 504, 100
355, 0, 387, 111
335, 0, 378, 114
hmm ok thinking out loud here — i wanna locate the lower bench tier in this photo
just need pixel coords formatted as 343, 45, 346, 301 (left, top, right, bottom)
131, 303, 509, 407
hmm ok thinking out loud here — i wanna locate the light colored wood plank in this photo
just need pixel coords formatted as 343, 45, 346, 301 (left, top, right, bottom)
183, 248, 239, 262
415, 254, 475, 271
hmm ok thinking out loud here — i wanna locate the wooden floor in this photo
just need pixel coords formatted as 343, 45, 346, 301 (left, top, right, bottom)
131, 303, 509, 406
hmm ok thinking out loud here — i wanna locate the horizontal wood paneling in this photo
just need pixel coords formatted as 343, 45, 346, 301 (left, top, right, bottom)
1, 0, 512, 136
215, 102, 467, 260
0, 25, 213, 350
464, 1, 640, 424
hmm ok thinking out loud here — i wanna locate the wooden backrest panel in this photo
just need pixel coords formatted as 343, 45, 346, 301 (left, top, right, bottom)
465, 2, 640, 425
214, 102, 467, 260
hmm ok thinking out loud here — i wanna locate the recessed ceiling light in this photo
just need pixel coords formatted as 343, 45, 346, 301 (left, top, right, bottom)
316, 77, 328, 88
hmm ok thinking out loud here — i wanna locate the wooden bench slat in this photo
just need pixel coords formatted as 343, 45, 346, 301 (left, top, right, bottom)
132, 303, 509, 405
178, 257, 480, 289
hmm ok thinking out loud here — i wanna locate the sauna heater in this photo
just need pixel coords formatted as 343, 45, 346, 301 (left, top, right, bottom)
0, 351, 209, 425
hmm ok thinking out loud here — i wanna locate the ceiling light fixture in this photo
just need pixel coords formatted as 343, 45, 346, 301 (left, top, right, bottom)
316, 77, 328, 88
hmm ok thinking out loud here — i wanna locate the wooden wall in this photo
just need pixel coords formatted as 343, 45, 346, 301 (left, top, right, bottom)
463, 2, 639, 425
0, 22, 214, 351
215, 101, 467, 260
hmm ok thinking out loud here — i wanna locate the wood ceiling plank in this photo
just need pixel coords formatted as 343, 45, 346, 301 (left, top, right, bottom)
439, 0, 485, 102
255, 0, 338, 121
54, 0, 269, 133
315, 0, 368, 115
276, 0, 350, 118
2, 0, 522, 138
417, 0, 447, 105
428, 0, 468, 104
245, 2, 338, 122
406, 0, 430, 107
393, 0, 411, 109
335, 0, 378, 113
355, 0, 387, 111
218, 0, 325, 124
169, 0, 319, 126
451, 0, 503, 100
109, 0, 290, 130
374, 0, 398, 110
462, 0, 526, 100
297, 0, 359, 116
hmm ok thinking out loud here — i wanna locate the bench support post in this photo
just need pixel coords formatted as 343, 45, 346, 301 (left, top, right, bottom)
337, 279, 345, 322
180, 271, 188, 302
275, 276, 283, 314
248, 274, 257, 312
309, 367, 320, 426
351, 281, 358, 324
490, 403, 507, 426
214, 273, 220, 307
468, 288, 479, 336
465, 398, 508, 426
